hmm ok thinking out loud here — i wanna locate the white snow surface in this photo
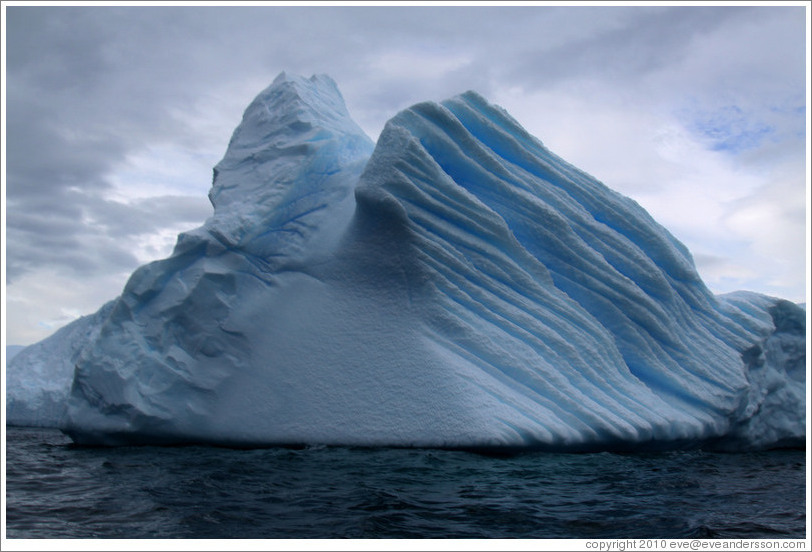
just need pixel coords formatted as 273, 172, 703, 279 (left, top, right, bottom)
12, 73, 804, 450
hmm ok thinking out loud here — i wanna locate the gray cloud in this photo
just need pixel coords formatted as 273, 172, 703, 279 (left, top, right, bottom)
3, 5, 807, 344
5, 7, 219, 286
503, 7, 738, 87
6, 190, 210, 282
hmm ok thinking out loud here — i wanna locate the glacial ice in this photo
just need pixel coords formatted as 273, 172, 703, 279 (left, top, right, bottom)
6, 301, 115, 427
8, 73, 805, 451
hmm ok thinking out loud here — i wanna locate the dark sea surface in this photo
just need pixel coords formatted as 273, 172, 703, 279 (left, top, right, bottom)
4, 427, 807, 540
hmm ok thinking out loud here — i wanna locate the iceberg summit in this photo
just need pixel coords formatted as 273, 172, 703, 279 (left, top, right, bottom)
8, 73, 806, 451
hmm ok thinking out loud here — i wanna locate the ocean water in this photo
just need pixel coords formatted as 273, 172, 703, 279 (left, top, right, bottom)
4, 427, 807, 539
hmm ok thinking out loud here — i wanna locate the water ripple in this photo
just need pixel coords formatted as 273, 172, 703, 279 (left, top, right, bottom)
5, 427, 806, 539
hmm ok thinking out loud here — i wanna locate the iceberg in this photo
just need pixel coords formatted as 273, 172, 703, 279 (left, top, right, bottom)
9, 73, 804, 451
6, 301, 115, 427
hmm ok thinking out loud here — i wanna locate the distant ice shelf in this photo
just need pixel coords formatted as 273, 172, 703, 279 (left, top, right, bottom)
7, 73, 805, 451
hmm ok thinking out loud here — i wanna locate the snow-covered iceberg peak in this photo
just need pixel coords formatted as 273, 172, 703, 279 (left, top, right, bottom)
205, 72, 374, 260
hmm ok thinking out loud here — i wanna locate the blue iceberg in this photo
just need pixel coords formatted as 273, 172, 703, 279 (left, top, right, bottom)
9, 74, 804, 451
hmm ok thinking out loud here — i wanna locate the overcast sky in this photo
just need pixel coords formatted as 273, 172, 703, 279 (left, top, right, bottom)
2, 3, 809, 346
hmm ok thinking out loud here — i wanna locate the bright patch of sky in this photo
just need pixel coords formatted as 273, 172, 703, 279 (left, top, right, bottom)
687, 105, 776, 153
106, 144, 217, 202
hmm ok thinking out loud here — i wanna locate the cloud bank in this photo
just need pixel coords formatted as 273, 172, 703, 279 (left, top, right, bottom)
3, 4, 808, 344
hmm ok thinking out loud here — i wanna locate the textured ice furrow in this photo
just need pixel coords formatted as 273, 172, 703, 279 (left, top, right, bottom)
547, 265, 740, 411
717, 292, 778, 340
400, 104, 689, 346
433, 97, 749, 399
450, 94, 699, 281
403, 199, 588, 348
388, 172, 606, 359
374, 128, 636, 357
427, 268, 717, 441
397, 184, 677, 437
393, 155, 511, 238
407, 201, 700, 442
416, 137, 672, 339
444, 95, 704, 300
386, 126, 660, 378
425, 313, 587, 436
418, 244, 591, 390
560, 274, 718, 391
423, 288, 638, 443
400, 113, 665, 330
562, 214, 676, 302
